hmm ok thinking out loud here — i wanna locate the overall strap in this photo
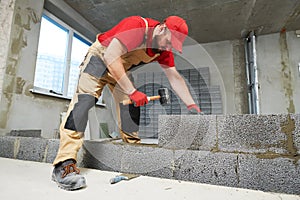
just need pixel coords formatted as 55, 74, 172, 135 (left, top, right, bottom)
141, 17, 148, 42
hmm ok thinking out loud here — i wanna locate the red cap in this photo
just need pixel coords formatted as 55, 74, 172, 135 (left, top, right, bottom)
164, 16, 188, 53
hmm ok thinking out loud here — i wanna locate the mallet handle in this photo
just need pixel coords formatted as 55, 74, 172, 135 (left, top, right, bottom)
122, 95, 161, 105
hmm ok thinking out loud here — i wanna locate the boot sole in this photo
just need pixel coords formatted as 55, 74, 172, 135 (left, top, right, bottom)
51, 174, 86, 191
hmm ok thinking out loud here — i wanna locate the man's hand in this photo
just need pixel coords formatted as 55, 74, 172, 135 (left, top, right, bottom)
129, 90, 149, 107
187, 104, 204, 115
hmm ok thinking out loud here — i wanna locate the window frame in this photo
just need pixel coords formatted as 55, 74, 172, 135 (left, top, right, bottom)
32, 10, 106, 105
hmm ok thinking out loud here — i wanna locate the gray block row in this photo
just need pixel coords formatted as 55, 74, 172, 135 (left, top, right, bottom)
218, 114, 300, 154
0, 135, 299, 194
82, 140, 300, 194
0, 136, 85, 166
82, 141, 174, 176
174, 150, 300, 194
7, 129, 41, 137
158, 114, 300, 155
0, 136, 59, 163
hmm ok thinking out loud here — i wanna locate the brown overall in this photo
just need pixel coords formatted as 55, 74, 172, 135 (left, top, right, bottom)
53, 19, 160, 165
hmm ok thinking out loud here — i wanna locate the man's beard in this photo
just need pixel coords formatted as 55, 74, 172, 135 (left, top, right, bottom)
151, 36, 162, 54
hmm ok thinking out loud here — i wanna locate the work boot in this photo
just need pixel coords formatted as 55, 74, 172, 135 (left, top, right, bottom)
51, 159, 86, 190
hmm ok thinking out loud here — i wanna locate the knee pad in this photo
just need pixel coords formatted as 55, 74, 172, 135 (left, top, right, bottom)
120, 103, 140, 133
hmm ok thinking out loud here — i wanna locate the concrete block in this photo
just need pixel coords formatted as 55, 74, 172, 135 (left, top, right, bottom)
290, 114, 300, 154
7, 129, 41, 137
145, 166, 174, 180
0, 136, 16, 158
158, 115, 217, 151
82, 140, 123, 172
121, 144, 174, 176
238, 154, 300, 195
45, 139, 59, 164
218, 114, 290, 154
16, 137, 47, 162
174, 150, 239, 188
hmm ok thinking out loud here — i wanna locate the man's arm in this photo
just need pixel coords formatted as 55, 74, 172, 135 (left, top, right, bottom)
103, 38, 148, 106
162, 67, 195, 105
103, 38, 135, 94
162, 67, 202, 113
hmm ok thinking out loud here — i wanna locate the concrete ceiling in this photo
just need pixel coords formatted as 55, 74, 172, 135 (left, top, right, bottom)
62, 0, 300, 43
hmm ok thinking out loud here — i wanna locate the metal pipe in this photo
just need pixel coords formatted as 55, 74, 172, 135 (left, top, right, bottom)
244, 31, 260, 114
244, 37, 252, 113
250, 31, 260, 114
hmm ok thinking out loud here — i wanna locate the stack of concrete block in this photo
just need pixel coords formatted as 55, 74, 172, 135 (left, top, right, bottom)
0, 114, 299, 194
158, 114, 300, 194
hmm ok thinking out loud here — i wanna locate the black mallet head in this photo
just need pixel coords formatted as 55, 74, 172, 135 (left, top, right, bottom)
158, 88, 170, 106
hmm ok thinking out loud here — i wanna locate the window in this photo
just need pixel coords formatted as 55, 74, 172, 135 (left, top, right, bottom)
34, 10, 91, 98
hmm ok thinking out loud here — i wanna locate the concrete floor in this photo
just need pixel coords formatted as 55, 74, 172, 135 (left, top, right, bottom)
0, 157, 299, 200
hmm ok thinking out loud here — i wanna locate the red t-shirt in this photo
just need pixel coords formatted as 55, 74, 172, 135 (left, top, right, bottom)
97, 16, 175, 68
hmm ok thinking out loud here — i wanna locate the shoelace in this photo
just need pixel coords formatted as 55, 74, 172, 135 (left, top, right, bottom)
61, 163, 80, 178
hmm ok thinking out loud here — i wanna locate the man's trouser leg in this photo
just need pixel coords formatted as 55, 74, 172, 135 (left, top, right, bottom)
107, 81, 141, 144
53, 52, 106, 166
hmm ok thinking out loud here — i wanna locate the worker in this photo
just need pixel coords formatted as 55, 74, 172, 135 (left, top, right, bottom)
52, 15, 202, 190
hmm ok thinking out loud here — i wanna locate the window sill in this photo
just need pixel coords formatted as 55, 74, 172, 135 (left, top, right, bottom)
30, 87, 106, 107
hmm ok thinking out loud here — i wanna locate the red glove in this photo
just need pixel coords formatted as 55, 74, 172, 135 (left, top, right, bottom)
129, 90, 148, 107
187, 104, 203, 114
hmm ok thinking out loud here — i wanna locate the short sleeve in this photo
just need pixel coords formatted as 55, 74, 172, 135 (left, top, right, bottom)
157, 51, 175, 68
